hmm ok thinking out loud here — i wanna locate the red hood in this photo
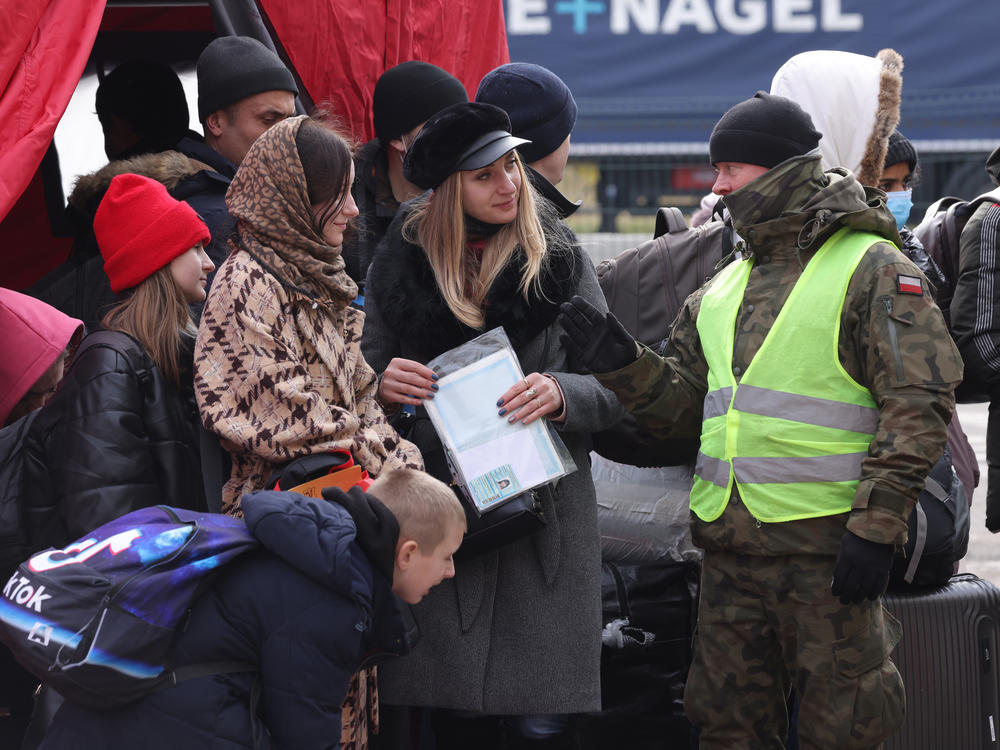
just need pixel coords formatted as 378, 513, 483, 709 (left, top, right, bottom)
0, 289, 83, 425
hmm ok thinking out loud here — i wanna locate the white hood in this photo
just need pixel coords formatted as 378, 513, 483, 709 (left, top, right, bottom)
770, 49, 902, 187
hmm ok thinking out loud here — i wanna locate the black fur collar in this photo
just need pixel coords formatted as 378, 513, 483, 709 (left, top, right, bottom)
368, 209, 583, 360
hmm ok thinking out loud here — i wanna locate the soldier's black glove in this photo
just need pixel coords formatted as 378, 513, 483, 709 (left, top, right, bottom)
831, 531, 894, 605
558, 295, 639, 374
322, 486, 400, 582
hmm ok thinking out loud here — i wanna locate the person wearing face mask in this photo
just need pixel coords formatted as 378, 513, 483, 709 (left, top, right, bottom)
880, 130, 950, 302
879, 131, 915, 228
879, 132, 980, 504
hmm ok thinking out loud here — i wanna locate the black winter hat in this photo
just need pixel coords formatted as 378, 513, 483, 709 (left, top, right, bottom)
404, 102, 530, 190
96, 60, 190, 158
373, 61, 469, 144
709, 91, 821, 169
475, 63, 577, 163
884, 130, 918, 173
196, 36, 298, 122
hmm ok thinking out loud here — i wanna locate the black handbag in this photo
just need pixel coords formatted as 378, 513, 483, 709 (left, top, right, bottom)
392, 407, 547, 558
268, 451, 354, 490
458, 483, 549, 560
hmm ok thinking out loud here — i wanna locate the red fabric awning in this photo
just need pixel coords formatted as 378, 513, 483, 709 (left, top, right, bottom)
0, 1, 106, 223
258, 0, 509, 143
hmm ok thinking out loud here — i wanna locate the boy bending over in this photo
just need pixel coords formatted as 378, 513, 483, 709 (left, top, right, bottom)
37, 469, 466, 750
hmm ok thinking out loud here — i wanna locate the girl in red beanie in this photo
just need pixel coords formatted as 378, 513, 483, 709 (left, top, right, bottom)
23, 173, 216, 554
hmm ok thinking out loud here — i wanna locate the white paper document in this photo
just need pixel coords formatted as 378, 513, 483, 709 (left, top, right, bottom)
426, 349, 564, 512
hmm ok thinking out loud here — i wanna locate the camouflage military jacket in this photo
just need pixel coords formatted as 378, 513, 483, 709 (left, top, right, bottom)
597, 155, 963, 555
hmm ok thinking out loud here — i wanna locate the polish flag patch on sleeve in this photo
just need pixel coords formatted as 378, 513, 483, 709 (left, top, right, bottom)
896, 274, 923, 296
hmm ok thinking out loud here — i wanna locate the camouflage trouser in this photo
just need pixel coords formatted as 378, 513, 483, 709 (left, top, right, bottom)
684, 551, 904, 749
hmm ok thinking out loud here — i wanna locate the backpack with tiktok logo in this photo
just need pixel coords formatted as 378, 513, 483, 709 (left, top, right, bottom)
0, 505, 258, 709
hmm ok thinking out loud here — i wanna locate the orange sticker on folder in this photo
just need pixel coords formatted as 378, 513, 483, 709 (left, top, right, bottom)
287, 465, 364, 498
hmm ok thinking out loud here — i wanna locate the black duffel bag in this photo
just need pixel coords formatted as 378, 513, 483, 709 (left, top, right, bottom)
576, 558, 700, 750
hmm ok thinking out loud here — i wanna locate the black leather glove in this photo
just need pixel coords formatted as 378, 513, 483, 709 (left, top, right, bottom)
558, 295, 639, 374
322, 486, 400, 582
831, 531, 895, 605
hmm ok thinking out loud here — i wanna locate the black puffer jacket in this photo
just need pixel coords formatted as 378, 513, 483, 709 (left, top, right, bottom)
23, 329, 206, 551
36, 490, 408, 750
898, 225, 949, 304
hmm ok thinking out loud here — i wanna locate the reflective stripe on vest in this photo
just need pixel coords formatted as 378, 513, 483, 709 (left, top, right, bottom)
691, 227, 882, 523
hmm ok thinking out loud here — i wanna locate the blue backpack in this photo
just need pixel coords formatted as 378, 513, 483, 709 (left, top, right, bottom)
0, 505, 259, 709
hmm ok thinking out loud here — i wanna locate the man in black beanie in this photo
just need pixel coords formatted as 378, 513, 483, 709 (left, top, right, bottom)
168, 37, 297, 274
194, 36, 298, 168
476, 62, 581, 219
344, 61, 468, 296
557, 90, 962, 748
707, 90, 822, 195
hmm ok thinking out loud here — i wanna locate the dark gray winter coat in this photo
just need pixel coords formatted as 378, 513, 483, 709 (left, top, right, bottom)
361, 205, 623, 713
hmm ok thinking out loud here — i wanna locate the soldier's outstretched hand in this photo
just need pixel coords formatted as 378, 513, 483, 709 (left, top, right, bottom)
558, 295, 639, 374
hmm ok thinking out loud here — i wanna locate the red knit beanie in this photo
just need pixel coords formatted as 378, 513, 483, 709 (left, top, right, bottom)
94, 173, 211, 294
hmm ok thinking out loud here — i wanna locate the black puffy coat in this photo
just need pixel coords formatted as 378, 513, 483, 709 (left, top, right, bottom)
23, 329, 206, 551
37, 491, 407, 750
898, 225, 950, 305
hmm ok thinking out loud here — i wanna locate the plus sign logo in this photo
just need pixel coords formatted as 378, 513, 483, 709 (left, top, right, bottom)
554, 0, 606, 33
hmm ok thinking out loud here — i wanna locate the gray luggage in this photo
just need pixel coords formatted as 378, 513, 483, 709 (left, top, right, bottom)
883, 573, 1000, 749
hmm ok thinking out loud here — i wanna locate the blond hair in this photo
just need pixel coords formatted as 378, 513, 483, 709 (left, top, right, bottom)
369, 469, 466, 550
402, 153, 549, 329
101, 267, 195, 384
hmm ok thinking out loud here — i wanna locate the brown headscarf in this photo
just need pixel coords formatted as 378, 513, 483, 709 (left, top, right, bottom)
226, 115, 358, 308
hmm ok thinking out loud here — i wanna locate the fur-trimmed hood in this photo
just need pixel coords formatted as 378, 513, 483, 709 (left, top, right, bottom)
67, 150, 211, 219
770, 48, 902, 187
367, 206, 584, 360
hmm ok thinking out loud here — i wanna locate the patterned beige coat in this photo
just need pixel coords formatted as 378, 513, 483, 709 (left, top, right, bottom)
194, 116, 421, 514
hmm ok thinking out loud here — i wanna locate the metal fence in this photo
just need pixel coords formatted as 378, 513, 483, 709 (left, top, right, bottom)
562, 148, 996, 238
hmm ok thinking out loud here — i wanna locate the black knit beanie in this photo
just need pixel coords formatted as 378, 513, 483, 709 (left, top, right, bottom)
196, 36, 298, 122
709, 91, 821, 168
475, 62, 577, 163
884, 130, 918, 172
373, 61, 469, 144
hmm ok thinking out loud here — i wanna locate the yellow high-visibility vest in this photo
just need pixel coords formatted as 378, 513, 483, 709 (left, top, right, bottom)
691, 227, 882, 523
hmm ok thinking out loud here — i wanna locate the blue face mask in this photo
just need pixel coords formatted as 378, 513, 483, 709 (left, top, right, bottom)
885, 189, 913, 231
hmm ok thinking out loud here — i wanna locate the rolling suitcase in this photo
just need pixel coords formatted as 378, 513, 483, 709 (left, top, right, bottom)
883, 573, 1000, 749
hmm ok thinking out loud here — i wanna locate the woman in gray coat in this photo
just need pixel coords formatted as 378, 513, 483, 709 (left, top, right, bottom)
361, 102, 623, 748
